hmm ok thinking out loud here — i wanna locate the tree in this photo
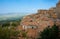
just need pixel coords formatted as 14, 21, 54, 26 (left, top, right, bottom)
0, 26, 20, 39
37, 24, 59, 39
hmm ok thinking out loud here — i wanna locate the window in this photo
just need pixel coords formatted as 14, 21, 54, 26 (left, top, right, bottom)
48, 26, 50, 28
30, 20, 33, 22
31, 26, 34, 29
23, 25, 27, 29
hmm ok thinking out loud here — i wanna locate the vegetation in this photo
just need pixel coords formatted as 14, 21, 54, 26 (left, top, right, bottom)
0, 19, 21, 27
21, 31, 28, 39
37, 24, 59, 39
18, 30, 28, 39
0, 26, 20, 39
0, 18, 22, 39
1, 22, 10, 27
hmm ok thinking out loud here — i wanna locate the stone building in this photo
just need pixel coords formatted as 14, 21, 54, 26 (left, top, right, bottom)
17, 0, 60, 39
56, 0, 60, 19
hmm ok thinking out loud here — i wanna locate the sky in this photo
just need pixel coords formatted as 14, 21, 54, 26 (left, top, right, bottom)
0, 0, 58, 14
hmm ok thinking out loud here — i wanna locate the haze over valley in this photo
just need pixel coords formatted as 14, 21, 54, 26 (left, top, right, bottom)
0, 13, 33, 21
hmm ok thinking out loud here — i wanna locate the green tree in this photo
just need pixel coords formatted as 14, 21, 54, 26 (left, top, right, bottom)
37, 24, 59, 39
2, 22, 10, 27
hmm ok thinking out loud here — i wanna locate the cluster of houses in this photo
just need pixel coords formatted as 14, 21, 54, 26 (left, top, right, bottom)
17, 0, 60, 39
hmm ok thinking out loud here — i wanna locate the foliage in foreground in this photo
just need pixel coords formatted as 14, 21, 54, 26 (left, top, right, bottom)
0, 19, 21, 27
38, 24, 59, 39
0, 26, 20, 39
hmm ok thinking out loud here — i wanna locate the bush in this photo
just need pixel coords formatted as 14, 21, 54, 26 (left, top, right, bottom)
2, 22, 10, 27
0, 26, 20, 39
37, 24, 59, 39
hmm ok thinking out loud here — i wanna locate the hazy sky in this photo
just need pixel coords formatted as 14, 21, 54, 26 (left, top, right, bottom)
0, 0, 58, 14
